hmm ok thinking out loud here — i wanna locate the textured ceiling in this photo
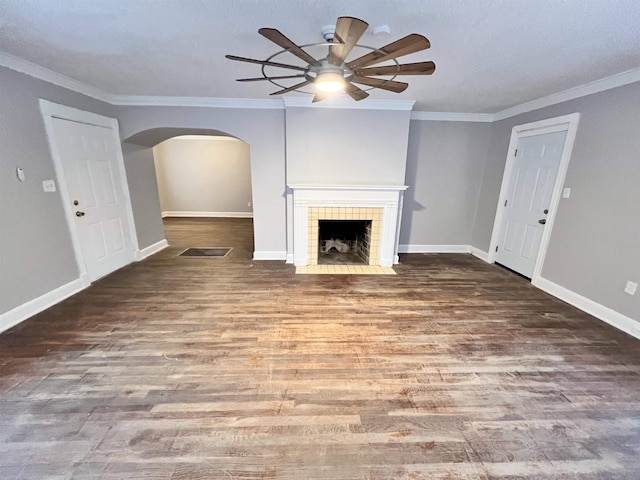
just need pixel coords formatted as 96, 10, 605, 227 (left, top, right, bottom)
1, 0, 640, 112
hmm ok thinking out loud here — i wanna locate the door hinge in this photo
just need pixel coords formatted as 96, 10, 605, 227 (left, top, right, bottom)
514, 148, 518, 156
495, 246, 499, 252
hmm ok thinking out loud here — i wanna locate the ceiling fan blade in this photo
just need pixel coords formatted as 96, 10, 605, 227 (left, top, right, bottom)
269, 80, 312, 95
351, 76, 408, 93
236, 74, 307, 82
259, 28, 321, 66
354, 61, 436, 77
347, 34, 431, 69
312, 92, 328, 103
328, 16, 369, 66
225, 54, 307, 72
344, 83, 370, 101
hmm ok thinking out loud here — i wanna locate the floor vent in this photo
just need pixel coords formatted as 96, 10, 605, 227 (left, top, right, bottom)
179, 248, 232, 257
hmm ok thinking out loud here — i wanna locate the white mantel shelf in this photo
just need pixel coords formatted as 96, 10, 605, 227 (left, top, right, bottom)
287, 184, 408, 268
288, 184, 408, 192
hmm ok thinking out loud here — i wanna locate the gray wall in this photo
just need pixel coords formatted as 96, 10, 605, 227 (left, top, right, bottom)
472, 82, 640, 320
153, 136, 252, 215
3, 59, 637, 325
121, 143, 165, 249
400, 120, 492, 246
0, 66, 115, 314
285, 107, 412, 185
116, 106, 286, 254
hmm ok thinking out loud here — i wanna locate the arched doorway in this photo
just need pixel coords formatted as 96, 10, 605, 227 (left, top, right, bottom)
153, 136, 252, 219
121, 128, 254, 260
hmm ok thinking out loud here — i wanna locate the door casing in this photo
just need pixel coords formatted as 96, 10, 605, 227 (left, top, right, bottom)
40, 99, 140, 286
487, 113, 580, 284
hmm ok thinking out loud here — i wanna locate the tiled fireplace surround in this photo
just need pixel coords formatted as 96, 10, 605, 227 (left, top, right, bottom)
288, 185, 408, 267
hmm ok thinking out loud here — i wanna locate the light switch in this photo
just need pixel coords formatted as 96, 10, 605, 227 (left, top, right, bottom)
562, 187, 571, 198
42, 179, 57, 192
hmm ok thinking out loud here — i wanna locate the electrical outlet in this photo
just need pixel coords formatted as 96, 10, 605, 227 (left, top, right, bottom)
562, 187, 571, 198
624, 281, 637, 296
248, 202, 252, 207
42, 179, 56, 192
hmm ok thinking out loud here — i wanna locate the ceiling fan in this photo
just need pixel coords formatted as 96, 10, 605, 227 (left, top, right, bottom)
225, 16, 436, 102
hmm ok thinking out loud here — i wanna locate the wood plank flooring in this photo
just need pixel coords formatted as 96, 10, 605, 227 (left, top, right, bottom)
1, 217, 639, 479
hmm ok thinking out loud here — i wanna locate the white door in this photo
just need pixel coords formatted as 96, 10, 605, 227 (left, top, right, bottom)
52, 117, 135, 281
495, 130, 567, 278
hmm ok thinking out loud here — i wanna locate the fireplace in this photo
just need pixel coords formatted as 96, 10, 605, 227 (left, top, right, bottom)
288, 185, 407, 268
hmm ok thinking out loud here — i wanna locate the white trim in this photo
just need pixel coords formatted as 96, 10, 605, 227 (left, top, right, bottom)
40, 98, 118, 128
110, 95, 283, 109
39, 99, 141, 281
0, 278, 87, 334
283, 96, 416, 110
253, 251, 287, 261
398, 244, 471, 254
0, 51, 112, 103
287, 184, 409, 191
136, 239, 169, 260
494, 67, 640, 121
534, 277, 640, 341
410, 111, 494, 123
162, 211, 253, 218
487, 113, 581, 284
286, 191, 295, 265
470, 246, 490, 262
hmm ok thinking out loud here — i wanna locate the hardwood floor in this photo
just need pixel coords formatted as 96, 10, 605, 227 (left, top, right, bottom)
1, 218, 639, 479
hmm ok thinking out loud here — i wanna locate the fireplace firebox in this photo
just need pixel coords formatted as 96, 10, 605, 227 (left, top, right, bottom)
318, 220, 372, 265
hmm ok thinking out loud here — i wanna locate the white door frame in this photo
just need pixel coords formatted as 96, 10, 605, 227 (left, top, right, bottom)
39, 99, 140, 287
487, 112, 580, 284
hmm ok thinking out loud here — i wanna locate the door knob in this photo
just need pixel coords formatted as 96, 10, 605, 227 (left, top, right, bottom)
75, 211, 85, 217
538, 218, 546, 225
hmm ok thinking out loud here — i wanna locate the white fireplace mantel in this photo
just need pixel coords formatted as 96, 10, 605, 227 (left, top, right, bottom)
287, 184, 408, 267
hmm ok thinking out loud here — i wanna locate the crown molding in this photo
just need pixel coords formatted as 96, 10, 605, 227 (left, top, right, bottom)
110, 95, 284, 109
0, 51, 113, 103
3, 48, 640, 120
494, 67, 640, 121
410, 111, 494, 122
282, 96, 416, 110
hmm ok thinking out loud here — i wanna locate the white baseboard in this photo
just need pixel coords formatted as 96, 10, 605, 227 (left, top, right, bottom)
469, 246, 490, 262
286, 253, 294, 264
253, 250, 287, 261
398, 244, 471, 254
0, 278, 87, 334
534, 276, 640, 340
136, 239, 169, 261
162, 211, 253, 218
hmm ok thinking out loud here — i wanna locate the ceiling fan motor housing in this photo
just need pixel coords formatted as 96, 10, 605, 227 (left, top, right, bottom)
306, 62, 353, 82
321, 25, 336, 42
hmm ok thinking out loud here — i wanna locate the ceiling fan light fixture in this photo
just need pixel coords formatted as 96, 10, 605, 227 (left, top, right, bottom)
314, 71, 346, 92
